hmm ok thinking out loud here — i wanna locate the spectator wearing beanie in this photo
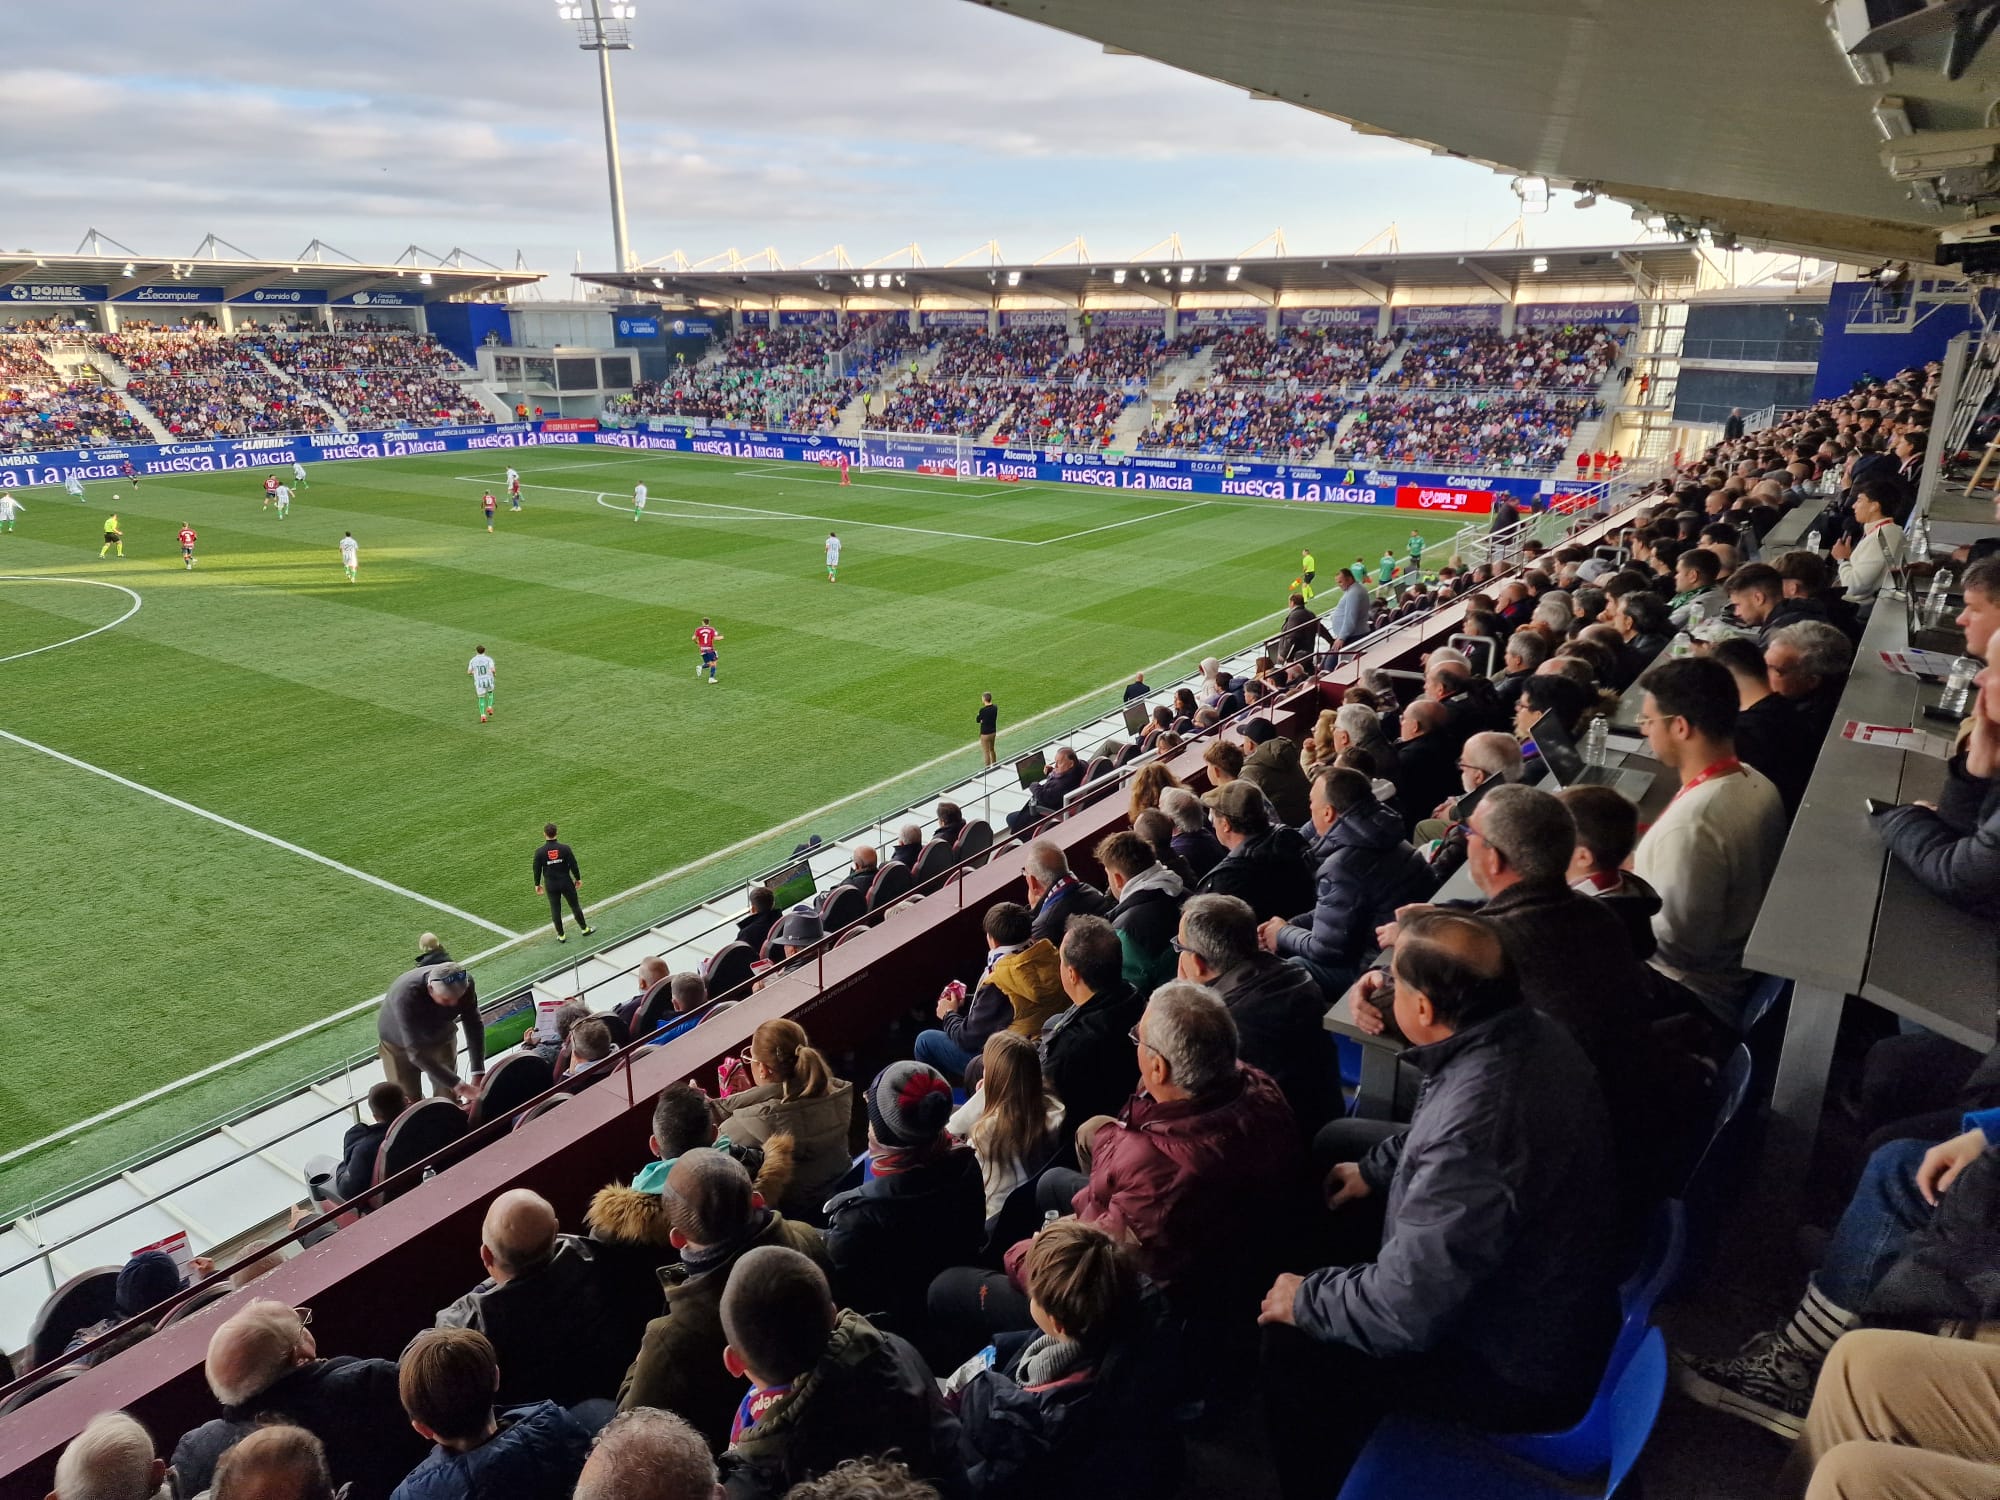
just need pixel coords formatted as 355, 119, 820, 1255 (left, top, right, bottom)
66, 1250, 201, 1363
825, 1062, 985, 1335
1237, 717, 1312, 827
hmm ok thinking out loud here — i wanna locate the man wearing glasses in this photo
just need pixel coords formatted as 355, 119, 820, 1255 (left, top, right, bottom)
1630, 657, 1785, 1030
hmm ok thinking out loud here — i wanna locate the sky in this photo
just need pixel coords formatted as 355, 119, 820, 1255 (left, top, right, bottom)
0, 0, 1642, 279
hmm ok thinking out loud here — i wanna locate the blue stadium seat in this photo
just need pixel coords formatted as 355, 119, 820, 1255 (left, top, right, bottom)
1336, 1329, 1668, 1500
1674, 1044, 1757, 1296
1489, 1200, 1685, 1479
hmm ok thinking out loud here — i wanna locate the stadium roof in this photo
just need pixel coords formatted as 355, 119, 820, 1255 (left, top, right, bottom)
959, 0, 2000, 267
0, 250, 540, 304
581, 242, 1700, 310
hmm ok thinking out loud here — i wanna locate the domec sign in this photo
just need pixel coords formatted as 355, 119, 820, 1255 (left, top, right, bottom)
6, 283, 107, 303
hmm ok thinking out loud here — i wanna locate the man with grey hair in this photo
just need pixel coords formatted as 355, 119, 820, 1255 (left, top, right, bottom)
574, 1408, 719, 1500
436, 1187, 644, 1410
1392, 698, 1460, 832
1765, 619, 1853, 743
375, 962, 484, 1103
1159, 786, 1226, 878
171, 1300, 422, 1498
51, 1412, 166, 1500
889, 822, 925, 869
210, 1426, 336, 1500
1418, 730, 1525, 842
1502, 628, 1553, 709
1022, 837, 1110, 947
1031, 979, 1302, 1300
1361, 785, 1661, 1197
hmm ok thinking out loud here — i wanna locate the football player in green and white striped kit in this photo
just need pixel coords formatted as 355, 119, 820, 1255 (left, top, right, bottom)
467, 645, 497, 723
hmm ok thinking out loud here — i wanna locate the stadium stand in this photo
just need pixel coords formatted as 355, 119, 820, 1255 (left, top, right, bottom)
0, 336, 148, 451
1333, 390, 1604, 468
105, 325, 333, 439
1382, 325, 1623, 391
254, 330, 487, 428
10, 349, 1998, 1500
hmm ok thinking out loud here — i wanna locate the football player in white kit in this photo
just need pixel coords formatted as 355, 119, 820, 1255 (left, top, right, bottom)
339, 531, 359, 582
292, 460, 309, 490
506, 467, 522, 511
273, 482, 292, 520
65, 474, 86, 503
825, 531, 841, 583
632, 481, 648, 521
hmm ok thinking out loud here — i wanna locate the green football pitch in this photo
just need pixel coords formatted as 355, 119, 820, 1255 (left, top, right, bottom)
0, 444, 1459, 1212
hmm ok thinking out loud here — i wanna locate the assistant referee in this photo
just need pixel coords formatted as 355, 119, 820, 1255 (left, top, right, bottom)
533, 822, 595, 942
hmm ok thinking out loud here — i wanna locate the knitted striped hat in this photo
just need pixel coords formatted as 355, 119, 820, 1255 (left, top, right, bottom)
866, 1060, 954, 1149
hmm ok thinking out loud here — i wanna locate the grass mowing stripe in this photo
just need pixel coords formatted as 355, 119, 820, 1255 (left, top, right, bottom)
0, 725, 521, 937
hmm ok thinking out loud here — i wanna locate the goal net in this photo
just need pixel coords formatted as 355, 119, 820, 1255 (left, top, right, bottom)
859, 429, 976, 480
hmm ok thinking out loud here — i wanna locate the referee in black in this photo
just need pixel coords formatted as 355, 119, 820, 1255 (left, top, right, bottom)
533, 822, 594, 942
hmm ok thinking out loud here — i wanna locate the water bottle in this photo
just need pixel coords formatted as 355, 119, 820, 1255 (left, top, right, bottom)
1584, 716, 1609, 768
1942, 656, 1979, 715
1687, 600, 1707, 630
1805, 529, 1822, 555
1909, 518, 1931, 562
1927, 568, 1955, 626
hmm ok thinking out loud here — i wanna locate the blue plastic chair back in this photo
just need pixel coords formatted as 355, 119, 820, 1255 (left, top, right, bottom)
1490, 1200, 1684, 1479
1337, 1329, 1670, 1498
1334, 1033, 1364, 1090
1606, 1329, 1669, 1496
1674, 1044, 1756, 1296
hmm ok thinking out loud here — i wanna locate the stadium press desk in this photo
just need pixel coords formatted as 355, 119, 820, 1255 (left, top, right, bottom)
1746, 596, 1994, 1201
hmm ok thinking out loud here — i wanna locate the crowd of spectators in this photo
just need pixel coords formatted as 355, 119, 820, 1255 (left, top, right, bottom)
1384, 325, 1623, 391
1333, 390, 1602, 469
104, 325, 332, 439
1207, 326, 1396, 387
257, 333, 486, 427
0, 335, 148, 452
45, 361, 2000, 1500
1139, 383, 1342, 457
929, 328, 1069, 382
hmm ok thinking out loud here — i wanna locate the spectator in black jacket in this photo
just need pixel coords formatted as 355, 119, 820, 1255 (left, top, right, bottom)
1870, 627, 2000, 917
1612, 590, 1674, 683
1176, 893, 1336, 1134
1391, 700, 1460, 835
173, 1301, 428, 1499
1258, 913, 1619, 1498
718, 1246, 961, 1500
1260, 768, 1436, 998
1095, 830, 1186, 997
1041, 916, 1146, 1135
1159, 788, 1226, 879
1023, 839, 1111, 947
735, 885, 781, 957
1193, 781, 1315, 921
1006, 746, 1085, 834
414, 933, 454, 969
825, 1062, 986, 1335
1765, 620, 1853, 745
434, 1189, 647, 1410
1711, 635, 1817, 817
333, 1081, 408, 1201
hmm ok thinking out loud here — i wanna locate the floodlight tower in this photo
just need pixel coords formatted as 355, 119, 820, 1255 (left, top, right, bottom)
556, 0, 637, 272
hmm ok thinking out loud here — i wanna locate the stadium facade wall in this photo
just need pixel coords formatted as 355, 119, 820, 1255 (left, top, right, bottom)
1810, 279, 1975, 401
0, 419, 1587, 514
423, 302, 513, 368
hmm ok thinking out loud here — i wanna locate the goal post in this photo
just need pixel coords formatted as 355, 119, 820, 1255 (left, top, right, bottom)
859, 429, 976, 480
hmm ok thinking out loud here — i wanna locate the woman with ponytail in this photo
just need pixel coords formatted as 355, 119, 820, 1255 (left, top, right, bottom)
717, 1017, 854, 1220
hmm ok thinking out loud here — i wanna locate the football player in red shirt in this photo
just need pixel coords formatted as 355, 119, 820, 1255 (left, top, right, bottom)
178, 523, 198, 571
693, 618, 722, 683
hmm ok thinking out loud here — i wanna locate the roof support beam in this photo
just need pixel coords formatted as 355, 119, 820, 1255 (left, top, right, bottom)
1461, 262, 1515, 300
1330, 267, 1389, 303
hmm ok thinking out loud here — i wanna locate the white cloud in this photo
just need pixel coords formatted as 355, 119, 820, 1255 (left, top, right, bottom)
0, 0, 1638, 270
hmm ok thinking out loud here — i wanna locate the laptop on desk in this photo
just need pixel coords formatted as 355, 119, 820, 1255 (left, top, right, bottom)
1528, 710, 1656, 803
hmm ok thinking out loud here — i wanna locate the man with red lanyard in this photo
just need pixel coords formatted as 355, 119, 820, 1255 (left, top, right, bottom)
1629, 658, 1786, 1031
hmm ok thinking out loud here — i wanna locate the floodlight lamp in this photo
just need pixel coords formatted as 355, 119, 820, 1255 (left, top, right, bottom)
419, 272, 433, 285
896, 273, 906, 287
1226, 265, 1241, 280
1512, 175, 1550, 213
1179, 266, 1194, 283
862, 273, 874, 288
1007, 270, 1022, 285
1112, 268, 1127, 284
1531, 256, 1549, 273
122, 262, 135, 276
652, 277, 664, 288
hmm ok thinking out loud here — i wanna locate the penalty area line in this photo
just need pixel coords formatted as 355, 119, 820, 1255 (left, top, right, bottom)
0, 727, 521, 940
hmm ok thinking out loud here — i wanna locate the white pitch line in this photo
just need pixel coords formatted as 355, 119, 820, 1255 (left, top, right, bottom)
0, 585, 1311, 1164
1039, 501, 1211, 545
0, 726, 521, 939
0, 576, 142, 665
501, 478, 1042, 545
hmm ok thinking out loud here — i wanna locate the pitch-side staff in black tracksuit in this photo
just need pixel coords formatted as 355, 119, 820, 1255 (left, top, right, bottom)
533, 822, 595, 941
